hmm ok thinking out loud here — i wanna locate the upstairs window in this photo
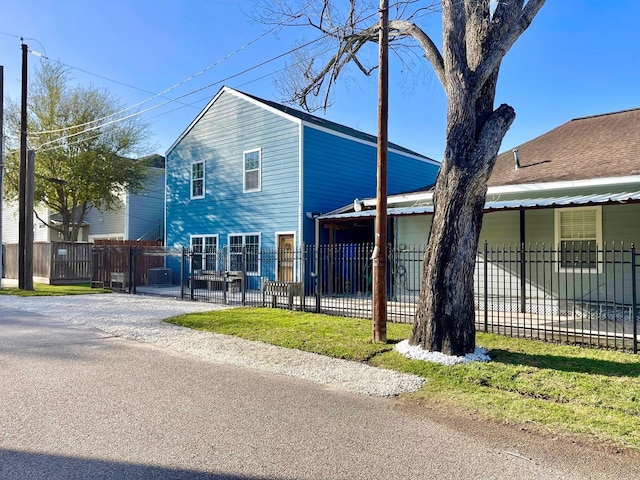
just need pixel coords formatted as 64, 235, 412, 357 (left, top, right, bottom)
243, 149, 261, 193
191, 161, 204, 199
555, 206, 602, 271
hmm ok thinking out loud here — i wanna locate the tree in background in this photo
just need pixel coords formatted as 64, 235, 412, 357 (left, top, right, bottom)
259, 0, 546, 354
4, 61, 151, 241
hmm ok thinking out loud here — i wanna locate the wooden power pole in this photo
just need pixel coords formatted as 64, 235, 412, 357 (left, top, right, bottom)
0, 65, 4, 288
19, 42, 28, 289
372, 0, 389, 343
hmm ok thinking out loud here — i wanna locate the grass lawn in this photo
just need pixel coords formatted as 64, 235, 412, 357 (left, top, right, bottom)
167, 307, 640, 450
0, 283, 111, 296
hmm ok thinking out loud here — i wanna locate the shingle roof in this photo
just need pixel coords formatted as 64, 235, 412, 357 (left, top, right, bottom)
239, 90, 434, 160
488, 108, 640, 186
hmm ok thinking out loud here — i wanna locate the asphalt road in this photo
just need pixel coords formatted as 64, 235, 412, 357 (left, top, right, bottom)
1, 305, 640, 479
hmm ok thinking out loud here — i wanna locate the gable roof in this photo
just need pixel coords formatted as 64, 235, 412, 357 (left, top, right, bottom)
488, 108, 640, 186
167, 86, 437, 164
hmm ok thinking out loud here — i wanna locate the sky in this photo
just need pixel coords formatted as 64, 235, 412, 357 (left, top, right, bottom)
1, 0, 639, 162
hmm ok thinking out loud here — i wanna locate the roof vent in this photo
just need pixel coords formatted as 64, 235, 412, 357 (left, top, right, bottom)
513, 148, 521, 170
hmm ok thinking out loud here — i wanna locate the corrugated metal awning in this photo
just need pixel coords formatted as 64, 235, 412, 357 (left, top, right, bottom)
317, 191, 640, 221
484, 191, 640, 211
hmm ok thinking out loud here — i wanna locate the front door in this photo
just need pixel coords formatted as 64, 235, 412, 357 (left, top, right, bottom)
277, 234, 295, 282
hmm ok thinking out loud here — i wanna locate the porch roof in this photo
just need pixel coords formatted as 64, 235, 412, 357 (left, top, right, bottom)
317, 191, 640, 220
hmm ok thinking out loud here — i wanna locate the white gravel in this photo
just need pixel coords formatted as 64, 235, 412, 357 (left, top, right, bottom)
395, 339, 491, 365
1, 292, 426, 397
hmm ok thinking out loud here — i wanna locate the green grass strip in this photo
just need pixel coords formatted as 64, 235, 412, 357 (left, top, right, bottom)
0, 283, 111, 296
167, 307, 640, 449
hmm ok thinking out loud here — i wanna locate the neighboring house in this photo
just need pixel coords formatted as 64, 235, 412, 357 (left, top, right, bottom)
320, 107, 640, 307
82, 167, 165, 242
164, 86, 440, 283
1, 166, 165, 244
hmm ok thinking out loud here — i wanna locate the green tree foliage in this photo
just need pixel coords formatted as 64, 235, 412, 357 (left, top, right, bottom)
4, 61, 152, 241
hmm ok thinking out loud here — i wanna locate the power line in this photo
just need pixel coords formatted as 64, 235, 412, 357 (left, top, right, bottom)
33, 32, 334, 151
29, 1, 320, 138
27, 5, 385, 151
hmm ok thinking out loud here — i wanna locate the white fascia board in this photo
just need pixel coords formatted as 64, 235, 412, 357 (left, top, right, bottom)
487, 175, 640, 196
165, 87, 229, 156
361, 190, 434, 208
228, 88, 304, 128
300, 120, 439, 166
231, 87, 435, 165
298, 122, 304, 246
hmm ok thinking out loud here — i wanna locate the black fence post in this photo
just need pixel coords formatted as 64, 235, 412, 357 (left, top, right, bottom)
128, 247, 134, 294
520, 242, 526, 314
316, 245, 322, 313
189, 248, 195, 301
180, 247, 185, 301
300, 242, 306, 312
241, 245, 247, 306
484, 241, 488, 333
632, 244, 637, 354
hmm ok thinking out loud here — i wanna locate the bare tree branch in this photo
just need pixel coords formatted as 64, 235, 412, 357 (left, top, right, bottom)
474, 0, 546, 93
389, 19, 445, 86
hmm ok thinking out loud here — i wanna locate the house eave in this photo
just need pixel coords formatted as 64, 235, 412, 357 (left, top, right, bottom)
487, 175, 640, 195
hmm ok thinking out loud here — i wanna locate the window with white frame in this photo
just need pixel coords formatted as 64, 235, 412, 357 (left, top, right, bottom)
191, 161, 205, 199
228, 233, 260, 275
555, 206, 602, 271
243, 149, 261, 192
191, 235, 218, 272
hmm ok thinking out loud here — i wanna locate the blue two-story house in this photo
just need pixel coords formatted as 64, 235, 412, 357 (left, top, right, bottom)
165, 86, 439, 283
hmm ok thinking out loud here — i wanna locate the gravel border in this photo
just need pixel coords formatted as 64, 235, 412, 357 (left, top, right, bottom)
1, 293, 426, 396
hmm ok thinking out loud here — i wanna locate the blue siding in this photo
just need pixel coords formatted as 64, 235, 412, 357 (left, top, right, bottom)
127, 168, 165, 240
166, 92, 300, 251
302, 126, 439, 245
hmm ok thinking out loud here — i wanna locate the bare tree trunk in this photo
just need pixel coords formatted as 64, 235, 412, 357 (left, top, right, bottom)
411, 166, 485, 355
410, 101, 516, 355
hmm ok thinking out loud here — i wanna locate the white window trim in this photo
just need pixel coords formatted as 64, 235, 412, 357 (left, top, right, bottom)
243, 148, 262, 193
190, 234, 219, 272
227, 232, 261, 276
190, 160, 205, 200
554, 206, 603, 273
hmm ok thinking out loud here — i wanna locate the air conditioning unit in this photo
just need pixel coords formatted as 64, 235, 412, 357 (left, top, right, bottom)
148, 268, 172, 286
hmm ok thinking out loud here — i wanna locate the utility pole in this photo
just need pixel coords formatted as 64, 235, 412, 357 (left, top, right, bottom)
0, 65, 4, 288
19, 41, 28, 289
372, 0, 389, 343
25, 150, 35, 290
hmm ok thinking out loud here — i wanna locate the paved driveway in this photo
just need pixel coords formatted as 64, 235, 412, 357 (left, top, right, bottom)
1, 295, 640, 479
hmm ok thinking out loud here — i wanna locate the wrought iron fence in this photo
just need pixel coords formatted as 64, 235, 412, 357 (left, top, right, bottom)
125, 242, 639, 353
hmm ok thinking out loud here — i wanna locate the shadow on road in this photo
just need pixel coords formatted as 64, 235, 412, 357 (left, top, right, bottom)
0, 449, 282, 480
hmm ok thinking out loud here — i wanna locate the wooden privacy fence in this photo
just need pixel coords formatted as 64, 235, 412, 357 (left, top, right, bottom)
92, 240, 164, 290
3, 242, 93, 284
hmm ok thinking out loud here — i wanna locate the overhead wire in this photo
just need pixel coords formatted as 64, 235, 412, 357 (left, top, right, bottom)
26, 4, 386, 152
28, 0, 321, 137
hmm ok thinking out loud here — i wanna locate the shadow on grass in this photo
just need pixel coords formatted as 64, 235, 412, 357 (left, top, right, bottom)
488, 348, 640, 378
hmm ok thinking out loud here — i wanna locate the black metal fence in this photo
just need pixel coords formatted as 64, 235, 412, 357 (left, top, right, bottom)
123, 242, 639, 352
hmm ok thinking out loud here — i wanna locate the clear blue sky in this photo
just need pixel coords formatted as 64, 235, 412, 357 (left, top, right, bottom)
1, 0, 639, 162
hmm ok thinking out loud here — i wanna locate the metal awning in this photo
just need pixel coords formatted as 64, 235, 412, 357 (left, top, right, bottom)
484, 191, 640, 211
317, 191, 640, 221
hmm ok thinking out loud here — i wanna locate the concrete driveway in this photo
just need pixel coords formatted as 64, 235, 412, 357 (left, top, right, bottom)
1, 297, 640, 479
